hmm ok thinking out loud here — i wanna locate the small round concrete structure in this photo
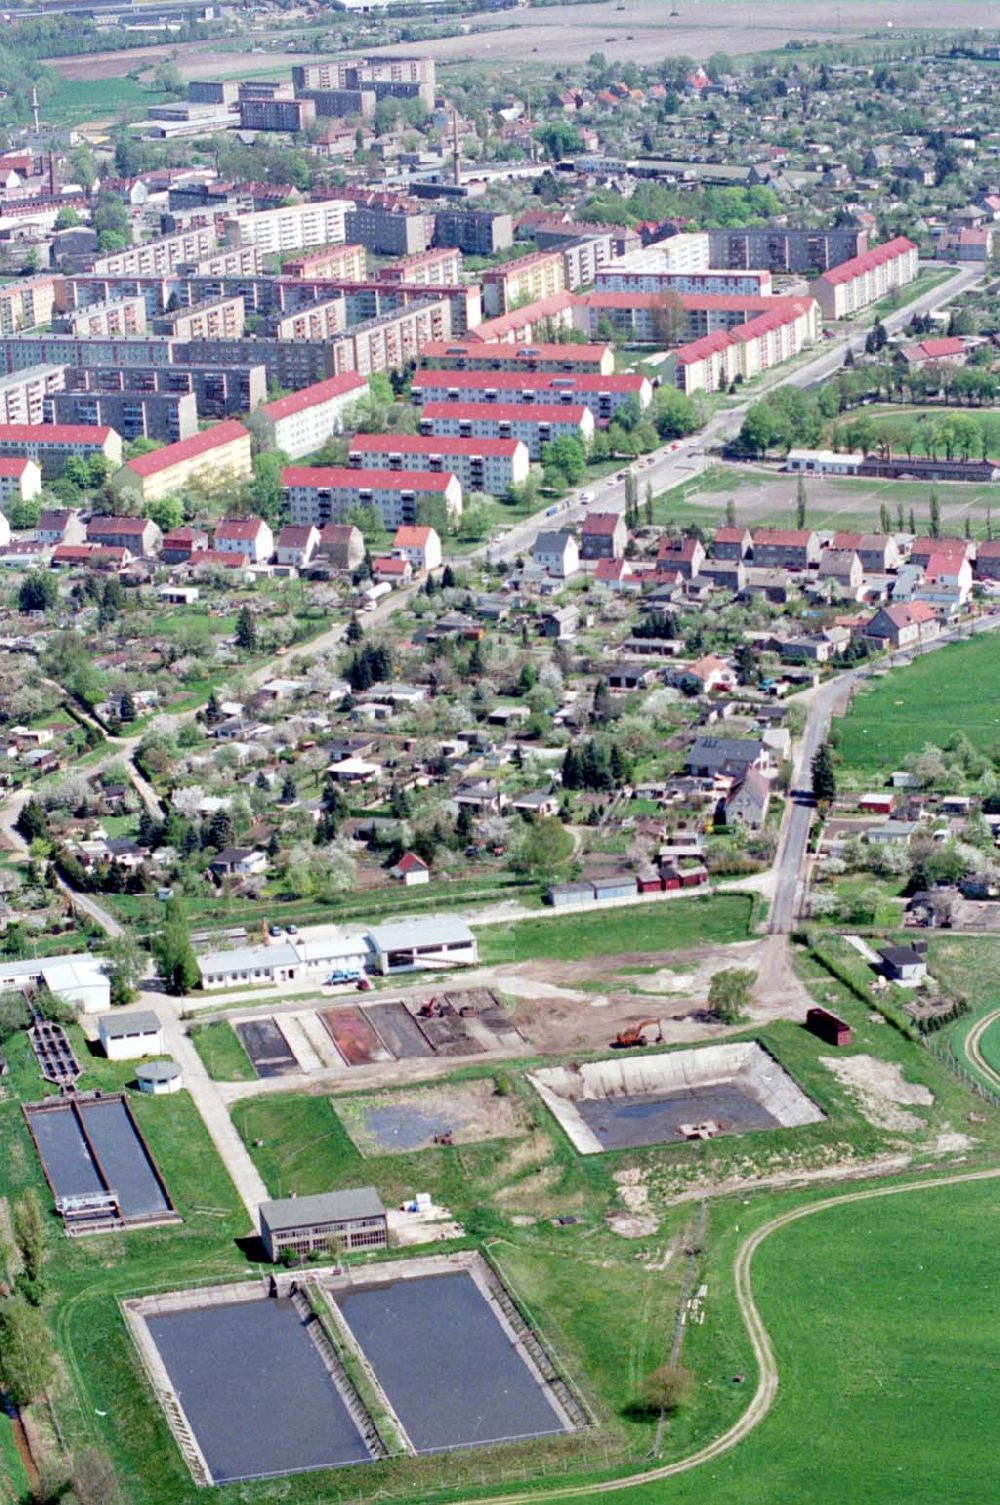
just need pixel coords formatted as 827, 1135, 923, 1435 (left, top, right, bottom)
135, 1060, 183, 1096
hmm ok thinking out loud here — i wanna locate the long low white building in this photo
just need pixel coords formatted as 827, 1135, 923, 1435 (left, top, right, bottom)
0, 952, 111, 1012
195, 920, 478, 988
368, 917, 478, 973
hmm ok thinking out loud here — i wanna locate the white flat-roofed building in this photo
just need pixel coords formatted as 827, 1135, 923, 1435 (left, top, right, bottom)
0, 952, 111, 1013
787, 448, 864, 475
98, 1009, 164, 1061
196, 941, 302, 991
367, 917, 478, 973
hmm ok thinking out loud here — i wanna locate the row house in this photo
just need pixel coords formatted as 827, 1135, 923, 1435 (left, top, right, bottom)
418, 400, 594, 461
283, 465, 463, 530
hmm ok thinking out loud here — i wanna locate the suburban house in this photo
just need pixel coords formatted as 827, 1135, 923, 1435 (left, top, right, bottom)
685, 735, 771, 778
275, 524, 321, 569
683, 653, 732, 692
974, 539, 1000, 582
214, 516, 274, 564
533, 530, 579, 578
817, 549, 863, 596
657, 535, 705, 578
832, 531, 901, 573
865, 601, 941, 651
712, 526, 752, 561
751, 528, 821, 570
209, 846, 268, 878
878, 942, 928, 984
392, 524, 442, 573
161, 526, 209, 564
724, 766, 771, 829
36, 509, 84, 547
316, 523, 365, 572
87, 515, 162, 556
372, 554, 413, 585
580, 511, 627, 560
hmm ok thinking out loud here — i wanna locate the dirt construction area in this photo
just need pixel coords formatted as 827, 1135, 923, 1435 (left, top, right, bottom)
487, 935, 812, 1057
336, 1078, 530, 1155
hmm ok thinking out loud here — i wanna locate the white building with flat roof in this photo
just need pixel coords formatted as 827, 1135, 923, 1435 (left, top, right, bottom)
367, 917, 478, 973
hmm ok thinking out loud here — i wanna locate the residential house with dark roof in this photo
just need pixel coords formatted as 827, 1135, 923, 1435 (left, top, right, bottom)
580, 511, 626, 560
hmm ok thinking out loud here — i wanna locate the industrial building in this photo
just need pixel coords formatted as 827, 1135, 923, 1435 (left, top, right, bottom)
98, 1011, 164, 1061
258, 1187, 388, 1261
367, 917, 478, 973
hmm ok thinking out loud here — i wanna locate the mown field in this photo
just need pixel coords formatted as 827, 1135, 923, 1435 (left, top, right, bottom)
475, 894, 756, 966
568, 1173, 1000, 1505
835, 633, 1000, 777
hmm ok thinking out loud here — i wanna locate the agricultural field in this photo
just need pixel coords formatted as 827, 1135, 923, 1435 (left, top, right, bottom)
834, 634, 1000, 778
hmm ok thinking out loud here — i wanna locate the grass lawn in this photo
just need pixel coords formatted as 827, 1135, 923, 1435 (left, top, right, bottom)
835, 633, 1000, 776
0, 1412, 30, 1501
44, 76, 172, 127
475, 894, 755, 966
598, 1175, 1000, 1505
189, 1020, 256, 1082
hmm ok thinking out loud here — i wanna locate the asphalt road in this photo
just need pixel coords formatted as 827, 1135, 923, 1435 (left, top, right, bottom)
484, 263, 981, 568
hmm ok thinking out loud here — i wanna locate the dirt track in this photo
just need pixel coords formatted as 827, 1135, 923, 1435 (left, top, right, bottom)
965, 1009, 1000, 1093
468, 1164, 1000, 1504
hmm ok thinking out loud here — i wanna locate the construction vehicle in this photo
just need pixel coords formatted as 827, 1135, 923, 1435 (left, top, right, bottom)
418, 996, 455, 1018
610, 1019, 662, 1050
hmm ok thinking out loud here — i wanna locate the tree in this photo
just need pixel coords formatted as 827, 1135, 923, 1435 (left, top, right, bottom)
15, 799, 48, 843
235, 605, 258, 652
929, 486, 941, 538
518, 816, 574, 879
795, 473, 807, 529
100, 935, 144, 1008
708, 967, 755, 1024
13, 1190, 44, 1283
55, 205, 81, 229
0, 991, 30, 1043
118, 689, 136, 724
811, 741, 837, 803
146, 492, 182, 532
650, 288, 686, 346
637, 1362, 694, 1416
153, 915, 200, 996
18, 570, 58, 613
725, 497, 737, 528
735, 642, 757, 686
0, 1297, 54, 1404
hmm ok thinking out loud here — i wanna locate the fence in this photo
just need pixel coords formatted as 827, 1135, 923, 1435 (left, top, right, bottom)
924, 1034, 1000, 1112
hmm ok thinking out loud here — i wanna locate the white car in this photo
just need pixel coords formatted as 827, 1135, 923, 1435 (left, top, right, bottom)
578, 490, 593, 503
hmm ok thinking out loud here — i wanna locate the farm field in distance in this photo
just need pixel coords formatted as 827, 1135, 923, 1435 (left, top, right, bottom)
834, 634, 1000, 777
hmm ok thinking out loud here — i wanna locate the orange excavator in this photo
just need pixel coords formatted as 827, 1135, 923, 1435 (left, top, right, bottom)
610, 1019, 662, 1050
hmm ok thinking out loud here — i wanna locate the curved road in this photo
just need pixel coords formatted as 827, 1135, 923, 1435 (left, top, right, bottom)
965, 1009, 1000, 1093
457, 1165, 1000, 1505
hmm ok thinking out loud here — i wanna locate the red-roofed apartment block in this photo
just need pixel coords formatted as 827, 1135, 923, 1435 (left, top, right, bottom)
247, 372, 369, 459
810, 237, 918, 319
348, 432, 529, 495
116, 421, 252, 505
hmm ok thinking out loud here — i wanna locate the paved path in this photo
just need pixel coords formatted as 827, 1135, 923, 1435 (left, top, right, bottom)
452, 1165, 1000, 1505
156, 999, 268, 1225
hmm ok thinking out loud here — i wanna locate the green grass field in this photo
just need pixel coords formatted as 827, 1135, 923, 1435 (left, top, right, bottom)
835, 633, 1000, 776
475, 894, 755, 966
43, 76, 172, 127
571, 1174, 1000, 1505
189, 1020, 256, 1082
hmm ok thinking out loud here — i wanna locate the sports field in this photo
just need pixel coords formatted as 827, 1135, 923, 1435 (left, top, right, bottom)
667, 464, 999, 538
572, 1174, 1000, 1505
835, 633, 1000, 776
